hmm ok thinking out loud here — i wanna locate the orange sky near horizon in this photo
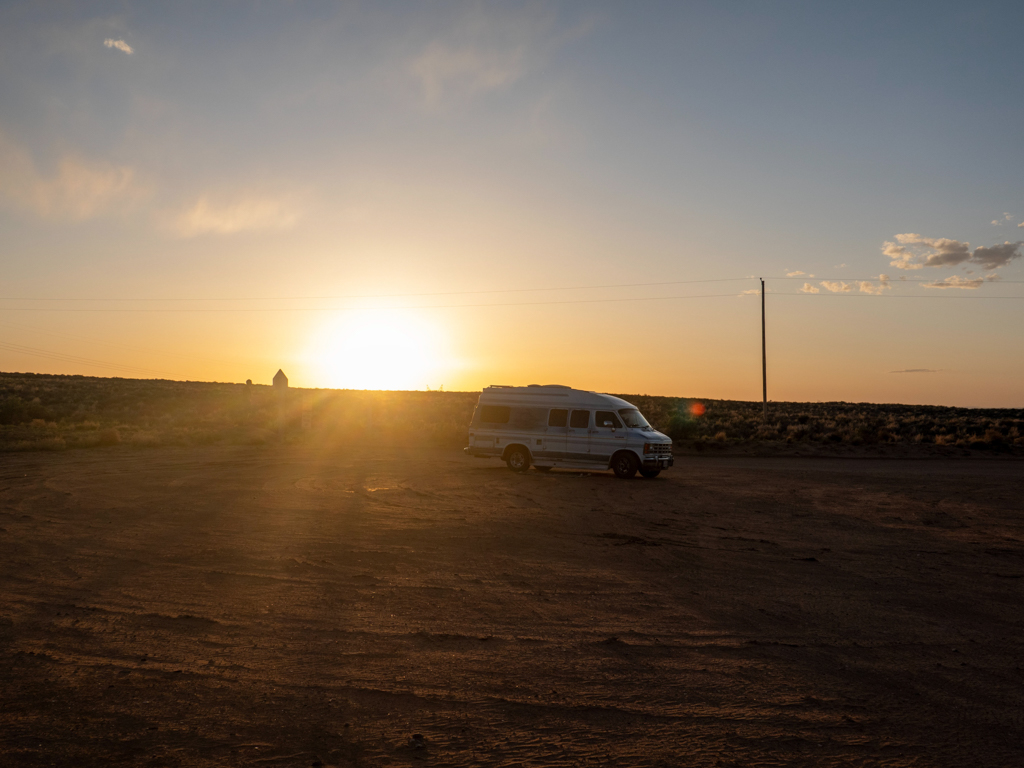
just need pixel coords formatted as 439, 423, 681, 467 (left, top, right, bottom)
2, 3, 1023, 408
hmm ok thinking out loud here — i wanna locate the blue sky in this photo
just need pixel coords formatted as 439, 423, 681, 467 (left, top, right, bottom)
1, 2, 1022, 404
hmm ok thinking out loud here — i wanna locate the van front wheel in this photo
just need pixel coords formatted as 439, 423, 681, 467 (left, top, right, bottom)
611, 452, 638, 479
505, 447, 530, 472
639, 468, 661, 479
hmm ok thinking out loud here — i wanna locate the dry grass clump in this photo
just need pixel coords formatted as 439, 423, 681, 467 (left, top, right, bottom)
620, 394, 1024, 453
1, 372, 1022, 455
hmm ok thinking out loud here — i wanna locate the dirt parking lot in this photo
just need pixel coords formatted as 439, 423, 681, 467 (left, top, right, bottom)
2, 447, 1023, 767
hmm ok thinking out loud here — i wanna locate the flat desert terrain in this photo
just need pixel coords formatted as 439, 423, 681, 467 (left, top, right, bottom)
2, 447, 1023, 767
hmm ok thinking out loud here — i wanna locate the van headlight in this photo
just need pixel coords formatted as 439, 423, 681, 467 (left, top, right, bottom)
644, 443, 671, 454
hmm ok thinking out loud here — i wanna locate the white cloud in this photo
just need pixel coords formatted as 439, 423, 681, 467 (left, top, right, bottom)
992, 220, 1001, 225
0, 130, 139, 220
173, 194, 301, 237
971, 241, 1023, 270
922, 275, 983, 290
800, 283, 819, 293
786, 270, 805, 277
1018, 222, 1024, 228
857, 274, 891, 295
898, 233, 970, 268
883, 232, 1020, 271
104, 38, 133, 54
740, 288, 760, 295
821, 280, 852, 293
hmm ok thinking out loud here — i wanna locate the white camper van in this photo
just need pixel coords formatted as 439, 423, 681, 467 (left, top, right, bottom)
464, 385, 674, 478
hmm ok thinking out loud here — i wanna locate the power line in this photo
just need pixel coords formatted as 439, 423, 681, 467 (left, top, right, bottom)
770, 293, 1024, 298
0, 290, 1022, 313
1, 275, 1022, 304
0, 277, 753, 302
766, 276, 1024, 282
0, 293, 760, 312
0, 340, 175, 377
0, 320, 237, 368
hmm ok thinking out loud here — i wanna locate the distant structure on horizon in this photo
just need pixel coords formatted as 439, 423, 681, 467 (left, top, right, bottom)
273, 369, 288, 390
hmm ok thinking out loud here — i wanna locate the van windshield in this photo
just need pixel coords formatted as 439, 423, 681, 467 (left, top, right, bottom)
618, 409, 651, 428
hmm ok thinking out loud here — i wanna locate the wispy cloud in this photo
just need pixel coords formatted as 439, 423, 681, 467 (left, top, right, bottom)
104, 38, 133, 54
922, 275, 984, 289
800, 283, 820, 293
857, 274, 891, 295
409, 7, 589, 105
891, 368, 940, 374
786, 270, 805, 277
821, 280, 852, 293
0, 130, 139, 220
816, 276, 889, 294
173, 194, 301, 237
882, 232, 1021, 271
412, 42, 526, 103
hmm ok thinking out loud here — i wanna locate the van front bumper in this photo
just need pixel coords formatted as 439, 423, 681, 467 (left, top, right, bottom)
642, 456, 674, 469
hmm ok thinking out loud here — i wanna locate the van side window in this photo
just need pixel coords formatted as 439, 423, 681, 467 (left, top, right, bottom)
569, 410, 590, 428
595, 410, 623, 429
548, 409, 568, 427
479, 405, 511, 424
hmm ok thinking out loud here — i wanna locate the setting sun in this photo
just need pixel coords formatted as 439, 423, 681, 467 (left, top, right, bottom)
305, 309, 451, 390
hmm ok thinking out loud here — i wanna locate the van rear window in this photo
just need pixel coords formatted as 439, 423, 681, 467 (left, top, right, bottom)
548, 409, 568, 427
479, 405, 511, 424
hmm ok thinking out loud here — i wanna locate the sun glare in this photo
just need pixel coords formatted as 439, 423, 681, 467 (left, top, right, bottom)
306, 309, 450, 390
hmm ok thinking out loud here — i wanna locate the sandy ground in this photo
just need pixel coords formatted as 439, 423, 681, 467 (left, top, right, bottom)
2, 447, 1023, 767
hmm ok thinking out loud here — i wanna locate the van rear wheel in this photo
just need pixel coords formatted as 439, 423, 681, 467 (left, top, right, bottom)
505, 447, 530, 472
639, 468, 661, 479
611, 452, 638, 479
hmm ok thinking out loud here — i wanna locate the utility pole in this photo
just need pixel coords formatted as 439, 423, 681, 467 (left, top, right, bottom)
761, 278, 767, 421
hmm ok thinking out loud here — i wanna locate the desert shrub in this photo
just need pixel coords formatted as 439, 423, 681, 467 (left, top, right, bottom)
2, 372, 1022, 454
984, 429, 1006, 444
0, 397, 29, 425
786, 424, 810, 441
